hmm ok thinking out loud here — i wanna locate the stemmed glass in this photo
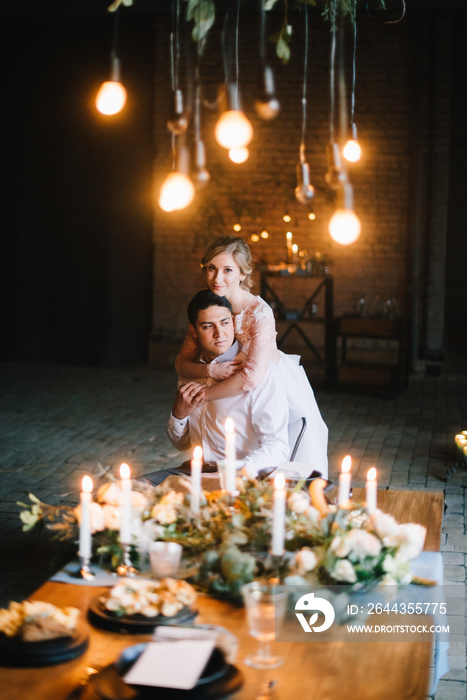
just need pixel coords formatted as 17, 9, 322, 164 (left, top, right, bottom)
241, 581, 288, 669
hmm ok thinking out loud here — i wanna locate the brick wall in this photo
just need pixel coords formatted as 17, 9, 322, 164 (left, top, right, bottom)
150, 8, 450, 362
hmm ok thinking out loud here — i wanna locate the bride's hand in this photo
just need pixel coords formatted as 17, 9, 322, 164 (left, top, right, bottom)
208, 360, 243, 381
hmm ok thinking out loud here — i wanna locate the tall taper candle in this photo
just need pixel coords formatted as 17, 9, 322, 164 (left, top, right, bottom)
224, 417, 236, 493
191, 445, 203, 514
79, 475, 93, 560
119, 463, 132, 543
366, 467, 377, 514
338, 455, 352, 507
271, 472, 286, 555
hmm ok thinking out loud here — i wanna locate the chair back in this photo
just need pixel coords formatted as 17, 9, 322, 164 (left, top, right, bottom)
288, 417, 307, 461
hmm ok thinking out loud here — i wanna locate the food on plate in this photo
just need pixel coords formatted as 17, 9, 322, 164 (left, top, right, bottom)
0, 600, 80, 642
103, 577, 196, 618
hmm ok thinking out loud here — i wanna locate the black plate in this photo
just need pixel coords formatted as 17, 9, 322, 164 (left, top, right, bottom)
0, 620, 89, 667
90, 644, 243, 700
88, 594, 198, 634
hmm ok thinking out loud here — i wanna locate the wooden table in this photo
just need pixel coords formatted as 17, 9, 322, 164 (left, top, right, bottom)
1, 489, 444, 700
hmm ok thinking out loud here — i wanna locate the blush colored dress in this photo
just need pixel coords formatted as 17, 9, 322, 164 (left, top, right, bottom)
176, 296, 328, 475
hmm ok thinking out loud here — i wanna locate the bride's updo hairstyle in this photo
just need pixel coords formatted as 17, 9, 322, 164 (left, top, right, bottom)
201, 235, 254, 291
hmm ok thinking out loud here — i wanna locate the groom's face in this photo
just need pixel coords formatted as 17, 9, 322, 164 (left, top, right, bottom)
191, 305, 235, 362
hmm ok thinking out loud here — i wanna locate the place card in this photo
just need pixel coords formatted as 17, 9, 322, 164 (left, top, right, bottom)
123, 639, 215, 689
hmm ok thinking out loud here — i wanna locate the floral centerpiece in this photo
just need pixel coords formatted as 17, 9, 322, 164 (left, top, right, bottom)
18, 474, 427, 603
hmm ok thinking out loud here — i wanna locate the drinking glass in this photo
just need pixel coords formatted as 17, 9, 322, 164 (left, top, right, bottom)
149, 542, 182, 579
241, 581, 288, 669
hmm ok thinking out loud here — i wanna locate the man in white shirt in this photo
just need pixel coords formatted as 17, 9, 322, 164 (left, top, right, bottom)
166, 290, 290, 478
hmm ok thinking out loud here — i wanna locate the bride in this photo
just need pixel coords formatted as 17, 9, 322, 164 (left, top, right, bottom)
176, 235, 328, 476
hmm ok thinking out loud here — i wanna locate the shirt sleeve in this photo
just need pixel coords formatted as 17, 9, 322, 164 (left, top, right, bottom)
166, 414, 191, 451
242, 368, 290, 476
239, 303, 278, 392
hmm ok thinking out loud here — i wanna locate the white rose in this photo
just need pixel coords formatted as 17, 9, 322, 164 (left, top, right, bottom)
288, 492, 309, 515
332, 530, 381, 560
160, 491, 184, 507
370, 510, 399, 539
151, 503, 177, 525
385, 523, 426, 560
102, 504, 121, 530
295, 547, 317, 574
332, 559, 357, 583
96, 482, 122, 506
305, 505, 322, 528
382, 554, 412, 585
130, 491, 148, 511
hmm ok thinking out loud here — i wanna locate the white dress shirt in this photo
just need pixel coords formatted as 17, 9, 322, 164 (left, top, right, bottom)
167, 341, 290, 477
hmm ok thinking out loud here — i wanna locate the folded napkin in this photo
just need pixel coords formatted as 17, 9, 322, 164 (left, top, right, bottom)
123, 639, 215, 690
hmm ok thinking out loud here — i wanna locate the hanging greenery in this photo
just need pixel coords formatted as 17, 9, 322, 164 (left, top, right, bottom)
107, 1, 362, 63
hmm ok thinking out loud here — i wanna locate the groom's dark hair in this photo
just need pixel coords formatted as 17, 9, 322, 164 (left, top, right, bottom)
187, 290, 233, 326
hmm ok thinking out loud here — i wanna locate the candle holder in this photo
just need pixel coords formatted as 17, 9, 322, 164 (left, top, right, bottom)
71, 555, 95, 581
116, 543, 137, 577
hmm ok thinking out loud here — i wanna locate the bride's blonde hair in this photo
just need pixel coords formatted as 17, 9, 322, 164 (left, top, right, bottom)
201, 236, 254, 291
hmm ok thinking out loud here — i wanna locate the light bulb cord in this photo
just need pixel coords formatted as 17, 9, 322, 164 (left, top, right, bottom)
299, 3, 309, 161
110, 7, 121, 80
329, 27, 336, 144
350, 20, 357, 127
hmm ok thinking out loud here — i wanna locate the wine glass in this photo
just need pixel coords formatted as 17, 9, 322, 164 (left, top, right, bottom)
241, 581, 288, 669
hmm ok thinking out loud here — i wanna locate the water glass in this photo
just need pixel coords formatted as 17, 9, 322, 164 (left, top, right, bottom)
241, 581, 288, 669
149, 542, 182, 579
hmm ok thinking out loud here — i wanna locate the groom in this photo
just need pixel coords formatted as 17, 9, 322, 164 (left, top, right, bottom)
145, 290, 290, 484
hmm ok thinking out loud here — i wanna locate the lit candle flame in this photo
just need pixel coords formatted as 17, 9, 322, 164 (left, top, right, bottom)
274, 472, 286, 490
225, 417, 235, 434
367, 467, 377, 481
82, 475, 93, 493
342, 455, 352, 473
120, 462, 131, 480
193, 445, 203, 461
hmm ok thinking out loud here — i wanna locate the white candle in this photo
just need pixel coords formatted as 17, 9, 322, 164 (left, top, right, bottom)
338, 455, 352, 507
224, 417, 237, 493
366, 467, 377, 514
286, 231, 293, 263
119, 462, 132, 544
79, 475, 93, 560
191, 445, 203, 514
271, 472, 286, 556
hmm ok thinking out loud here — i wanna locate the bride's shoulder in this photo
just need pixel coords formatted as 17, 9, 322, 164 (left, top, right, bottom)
243, 295, 274, 319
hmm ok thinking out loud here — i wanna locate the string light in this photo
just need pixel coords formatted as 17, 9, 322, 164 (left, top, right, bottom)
95, 9, 126, 116
228, 147, 249, 163
233, 223, 242, 232
260, 229, 269, 239
328, 182, 361, 245
251, 234, 260, 242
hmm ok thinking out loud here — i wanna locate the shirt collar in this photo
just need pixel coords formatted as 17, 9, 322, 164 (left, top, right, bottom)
201, 339, 241, 364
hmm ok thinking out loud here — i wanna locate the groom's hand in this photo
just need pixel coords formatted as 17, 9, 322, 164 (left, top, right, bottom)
172, 381, 206, 419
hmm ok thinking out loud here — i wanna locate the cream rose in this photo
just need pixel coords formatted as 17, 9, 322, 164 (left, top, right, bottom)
288, 491, 309, 515
370, 510, 399, 539
151, 503, 178, 525
74, 502, 105, 533
96, 482, 122, 506
332, 559, 357, 583
295, 547, 317, 574
102, 504, 121, 530
385, 523, 426, 560
331, 529, 381, 560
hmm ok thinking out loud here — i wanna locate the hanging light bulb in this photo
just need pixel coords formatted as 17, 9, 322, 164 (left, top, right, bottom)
308, 210, 316, 221
216, 109, 253, 149
255, 66, 280, 120
329, 182, 361, 245
96, 56, 127, 115
193, 140, 210, 189
215, 85, 253, 150
343, 123, 362, 163
325, 142, 346, 190
229, 147, 249, 163
167, 89, 188, 135
233, 223, 242, 232
159, 144, 195, 212
295, 159, 315, 204
251, 234, 260, 242
260, 229, 269, 239
283, 212, 291, 223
